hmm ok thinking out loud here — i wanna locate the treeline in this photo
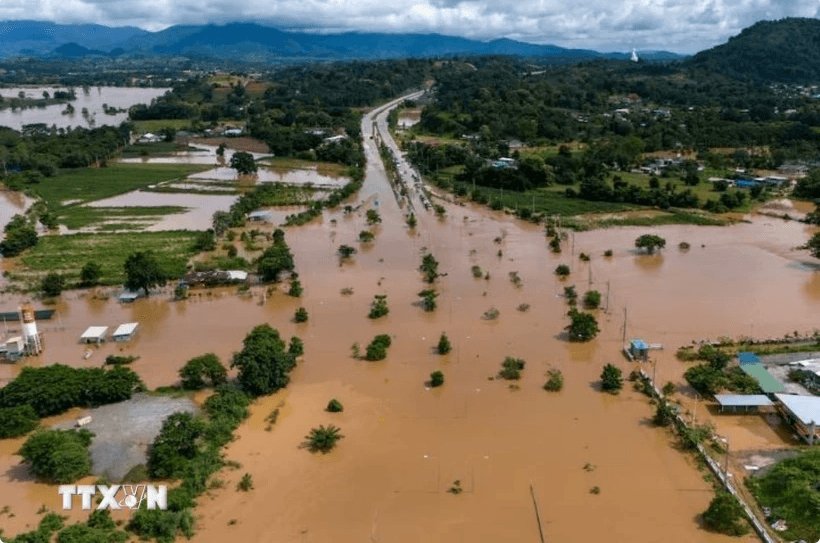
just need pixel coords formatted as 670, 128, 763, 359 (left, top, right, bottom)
0, 124, 126, 180
415, 56, 820, 157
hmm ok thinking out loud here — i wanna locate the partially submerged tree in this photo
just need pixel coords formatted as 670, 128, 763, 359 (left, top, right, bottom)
635, 234, 666, 254
179, 353, 227, 390
41, 273, 65, 297
437, 332, 452, 355
231, 324, 298, 396
600, 364, 623, 393
429, 370, 444, 387
702, 492, 750, 536
19, 429, 94, 483
124, 251, 167, 295
565, 308, 599, 341
230, 151, 257, 175
338, 244, 357, 261
583, 290, 602, 309
420, 253, 440, 283
366, 209, 381, 225
365, 334, 392, 361
368, 295, 389, 319
555, 264, 570, 277
80, 261, 102, 286
418, 289, 438, 312
305, 425, 344, 453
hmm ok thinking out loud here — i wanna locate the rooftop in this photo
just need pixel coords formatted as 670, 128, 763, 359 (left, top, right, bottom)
113, 322, 138, 337
715, 394, 774, 407
774, 393, 820, 426
738, 352, 786, 393
81, 326, 108, 340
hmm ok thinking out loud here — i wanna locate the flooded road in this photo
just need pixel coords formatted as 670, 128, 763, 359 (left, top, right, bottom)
0, 96, 816, 541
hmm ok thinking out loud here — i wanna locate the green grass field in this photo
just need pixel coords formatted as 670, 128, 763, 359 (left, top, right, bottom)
14, 231, 199, 287
132, 119, 195, 134
35, 164, 213, 208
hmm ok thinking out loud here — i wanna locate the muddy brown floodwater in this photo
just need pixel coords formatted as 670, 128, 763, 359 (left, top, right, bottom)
0, 101, 816, 540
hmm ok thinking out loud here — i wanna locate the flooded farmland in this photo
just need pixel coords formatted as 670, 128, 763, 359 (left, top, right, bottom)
0, 86, 168, 131
0, 103, 817, 541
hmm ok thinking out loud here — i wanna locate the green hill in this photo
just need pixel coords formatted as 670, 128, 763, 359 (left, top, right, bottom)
687, 18, 820, 83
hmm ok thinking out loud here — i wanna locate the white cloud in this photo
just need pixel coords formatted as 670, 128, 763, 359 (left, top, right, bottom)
0, 0, 818, 53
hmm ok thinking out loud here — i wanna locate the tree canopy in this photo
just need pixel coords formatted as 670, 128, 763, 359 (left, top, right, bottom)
230, 151, 257, 175
231, 324, 298, 396
19, 429, 94, 483
124, 251, 167, 295
635, 234, 666, 254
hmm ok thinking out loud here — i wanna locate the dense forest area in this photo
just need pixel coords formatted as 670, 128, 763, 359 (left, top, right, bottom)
398, 55, 820, 216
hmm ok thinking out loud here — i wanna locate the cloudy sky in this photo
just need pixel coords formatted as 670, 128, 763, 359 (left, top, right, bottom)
2, 0, 820, 53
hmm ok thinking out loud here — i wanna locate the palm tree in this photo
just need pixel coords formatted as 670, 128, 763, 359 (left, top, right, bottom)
305, 425, 344, 453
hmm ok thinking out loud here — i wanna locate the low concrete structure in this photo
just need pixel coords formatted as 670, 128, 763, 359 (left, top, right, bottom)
118, 290, 140, 303
81, 326, 108, 344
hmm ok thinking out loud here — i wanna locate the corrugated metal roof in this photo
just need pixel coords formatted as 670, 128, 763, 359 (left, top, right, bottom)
631, 339, 648, 350
738, 352, 760, 366
739, 362, 786, 393
715, 394, 774, 407
113, 323, 138, 337
81, 326, 108, 340
775, 394, 820, 426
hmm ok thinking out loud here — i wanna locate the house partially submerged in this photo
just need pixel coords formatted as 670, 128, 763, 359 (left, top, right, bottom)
182, 270, 248, 287
113, 323, 138, 342
81, 326, 108, 344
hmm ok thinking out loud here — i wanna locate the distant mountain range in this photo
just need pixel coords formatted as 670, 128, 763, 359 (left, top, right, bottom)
686, 17, 820, 83
0, 20, 684, 62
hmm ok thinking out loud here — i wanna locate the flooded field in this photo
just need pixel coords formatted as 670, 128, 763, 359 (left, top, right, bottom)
188, 166, 347, 188
82, 190, 238, 231
0, 101, 817, 541
119, 144, 268, 165
0, 87, 168, 131
397, 108, 422, 128
0, 190, 35, 235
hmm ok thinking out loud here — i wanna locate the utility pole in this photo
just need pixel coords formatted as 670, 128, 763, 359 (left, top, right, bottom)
571, 232, 575, 257
605, 280, 610, 313
622, 307, 627, 345
652, 359, 657, 385
723, 438, 730, 476
588, 265, 592, 289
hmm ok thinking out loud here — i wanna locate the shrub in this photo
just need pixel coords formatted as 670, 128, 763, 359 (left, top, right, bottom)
326, 398, 344, 413
579, 252, 590, 261
543, 369, 564, 391
19, 429, 94, 483
406, 213, 417, 228
288, 278, 303, 297
237, 473, 253, 492
601, 364, 623, 393
662, 382, 676, 395
418, 289, 438, 312
471, 265, 482, 278
679, 241, 691, 250
549, 237, 561, 253
499, 357, 525, 380
653, 399, 677, 426
565, 308, 599, 341
358, 230, 375, 242
555, 264, 570, 277
430, 370, 444, 387
80, 261, 103, 286
0, 404, 38, 438
420, 253, 440, 283
509, 271, 522, 287
368, 294, 389, 318
482, 306, 500, 320
583, 290, 602, 309
365, 209, 381, 225
305, 425, 344, 453
288, 336, 304, 357
41, 272, 65, 297
104, 354, 139, 365
231, 324, 297, 396
179, 353, 226, 390
635, 234, 666, 254
365, 334, 392, 361
338, 244, 357, 259
517, 303, 530, 312
702, 492, 750, 536
604, 249, 613, 257
294, 307, 309, 323
437, 333, 452, 355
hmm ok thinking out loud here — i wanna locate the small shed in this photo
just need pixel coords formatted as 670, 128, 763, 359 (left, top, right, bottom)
629, 339, 649, 360
113, 323, 138, 342
81, 326, 108, 344
118, 290, 140, 303
5, 336, 24, 358
248, 210, 272, 222
226, 271, 248, 282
